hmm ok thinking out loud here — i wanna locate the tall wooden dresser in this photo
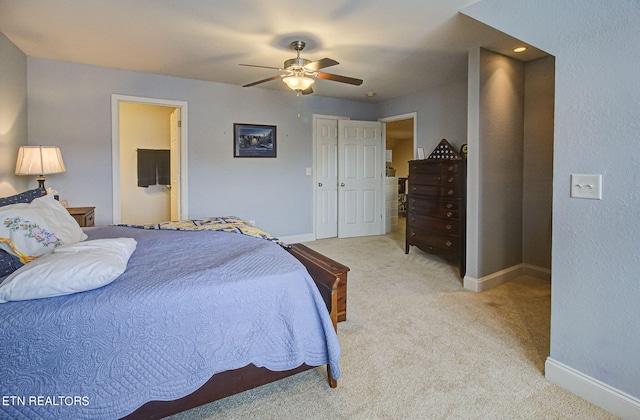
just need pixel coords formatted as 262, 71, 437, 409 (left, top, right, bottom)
405, 139, 466, 277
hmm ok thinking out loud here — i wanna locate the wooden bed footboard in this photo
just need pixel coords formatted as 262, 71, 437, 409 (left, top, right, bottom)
122, 246, 345, 419
287, 243, 349, 323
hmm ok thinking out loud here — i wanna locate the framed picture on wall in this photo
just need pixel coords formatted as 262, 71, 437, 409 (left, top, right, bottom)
233, 123, 277, 158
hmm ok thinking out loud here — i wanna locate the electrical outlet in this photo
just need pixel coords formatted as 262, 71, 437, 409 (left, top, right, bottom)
571, 174, 602, 200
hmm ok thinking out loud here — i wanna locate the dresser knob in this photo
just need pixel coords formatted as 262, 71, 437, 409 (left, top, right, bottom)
446, 224, 452, 230
446, 203, 453, 209
446, 212, 453, 218
411, 218, 416, 222
411, 232, 416, 237
447, 190, 454, 195
448, 177, 454, 183
448, 166, 454, 172
445, 240, 453, 247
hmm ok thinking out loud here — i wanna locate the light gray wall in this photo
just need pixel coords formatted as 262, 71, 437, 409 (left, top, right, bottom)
26, 57, 374, 236
375, 79, 468, 154
523, 56, 554, 270
468, 48, 525, 278
464, 0, 640, 400
0, 33, 28, 197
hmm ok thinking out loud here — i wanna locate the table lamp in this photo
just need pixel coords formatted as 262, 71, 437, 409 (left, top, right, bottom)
15, 146, 66, 195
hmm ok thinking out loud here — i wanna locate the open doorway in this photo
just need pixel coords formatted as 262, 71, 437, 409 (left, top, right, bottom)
380, 113, 416, 234
111, 95, 188, 225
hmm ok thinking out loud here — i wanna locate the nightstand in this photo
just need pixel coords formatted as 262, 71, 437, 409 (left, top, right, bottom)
67, 207, 95, 227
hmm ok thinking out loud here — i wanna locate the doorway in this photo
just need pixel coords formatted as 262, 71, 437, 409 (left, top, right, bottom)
111, 95, 188, 224
380, 113, 417, 234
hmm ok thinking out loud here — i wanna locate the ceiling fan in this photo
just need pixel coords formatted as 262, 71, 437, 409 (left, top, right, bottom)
240, 41, 363, 95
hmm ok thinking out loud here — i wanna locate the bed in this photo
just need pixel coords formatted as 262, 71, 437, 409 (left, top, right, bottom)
0, 191, 342, 419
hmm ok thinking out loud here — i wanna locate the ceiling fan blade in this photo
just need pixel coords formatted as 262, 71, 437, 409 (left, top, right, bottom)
304, 58, 339, 72
239, 64, 283, 71
243, 74, 286, 87
301, 86, 314, 95
316, 72, 363, 86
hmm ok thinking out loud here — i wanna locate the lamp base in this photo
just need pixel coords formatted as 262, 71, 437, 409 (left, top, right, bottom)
36, 175, 47, 195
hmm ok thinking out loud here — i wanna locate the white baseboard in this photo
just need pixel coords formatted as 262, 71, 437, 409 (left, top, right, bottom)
464, 264, 523, 292
463, 263, 551, 292
545, 358, 640, 419
523, 263, 552, 281
279, 233, 315, 245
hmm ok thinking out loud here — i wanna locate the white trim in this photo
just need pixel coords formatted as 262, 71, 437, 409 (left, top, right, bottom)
463, 263, 551, 292
378, 112, 418, 159
111, 94, 188, 224
279, 233, 315, 244
545, 358, 640, 419
523, 263, 552, 281
464, 264, 524, 292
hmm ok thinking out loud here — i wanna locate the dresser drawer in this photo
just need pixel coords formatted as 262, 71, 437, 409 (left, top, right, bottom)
407, 213, 460, 235
407, 196, 460, 218
409, 172, 460, 186
409, 161, 462, 175
406, 229, 460, 254
408, 183, 461, 198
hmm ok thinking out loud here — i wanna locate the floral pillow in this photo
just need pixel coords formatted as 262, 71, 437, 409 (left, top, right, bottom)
0, 189, 42, 276
0, 194, 87, 263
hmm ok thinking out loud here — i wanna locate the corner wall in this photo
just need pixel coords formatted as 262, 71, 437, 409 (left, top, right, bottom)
523, 56, 554, 272
466, 48, 525, 281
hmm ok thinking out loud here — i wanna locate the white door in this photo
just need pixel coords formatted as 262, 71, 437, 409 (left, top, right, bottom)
338, 120, 383, 238
316, 118, 338, 239
170, 108, 181, 220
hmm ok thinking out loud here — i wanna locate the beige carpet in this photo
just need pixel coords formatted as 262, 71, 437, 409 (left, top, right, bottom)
168, 225, 617, 419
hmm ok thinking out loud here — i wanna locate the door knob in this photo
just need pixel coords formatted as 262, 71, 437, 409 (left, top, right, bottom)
340, 183, 345, 187
318, 183, 323, 187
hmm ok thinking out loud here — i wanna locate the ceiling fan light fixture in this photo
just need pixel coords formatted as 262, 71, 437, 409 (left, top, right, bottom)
283, 75, 315, 91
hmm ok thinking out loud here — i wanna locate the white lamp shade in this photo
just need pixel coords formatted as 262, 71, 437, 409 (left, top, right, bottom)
15, 146, 66, 175
283, 75, 315, 91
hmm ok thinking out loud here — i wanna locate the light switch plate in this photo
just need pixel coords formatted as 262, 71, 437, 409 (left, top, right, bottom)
571, 174, 602, 199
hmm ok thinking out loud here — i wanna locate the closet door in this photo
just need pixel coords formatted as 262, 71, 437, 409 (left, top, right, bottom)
337, 120, 383, 238
316, 118, 339, 239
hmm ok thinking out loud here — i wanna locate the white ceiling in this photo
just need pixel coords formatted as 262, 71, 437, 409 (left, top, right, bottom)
0, 0, 547, 102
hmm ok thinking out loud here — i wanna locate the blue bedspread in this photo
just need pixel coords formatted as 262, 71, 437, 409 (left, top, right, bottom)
0, 227, 341, 419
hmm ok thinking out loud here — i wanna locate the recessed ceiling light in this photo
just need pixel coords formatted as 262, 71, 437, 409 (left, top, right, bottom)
366, 92, 376, 97
513, 47, 527, 53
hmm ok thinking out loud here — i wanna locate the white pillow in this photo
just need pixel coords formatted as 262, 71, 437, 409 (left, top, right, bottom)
0, 194, 87, 263
0, 238, 137, 303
